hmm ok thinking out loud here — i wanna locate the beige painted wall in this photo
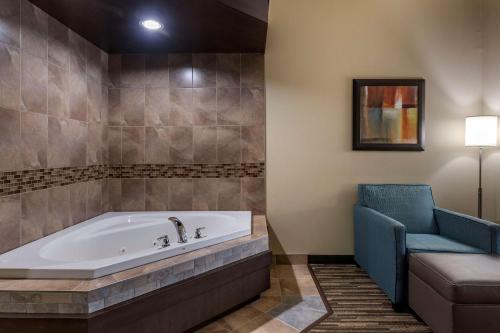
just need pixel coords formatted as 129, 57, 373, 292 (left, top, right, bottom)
265, 0, 487, 255
482, 0, 500, 222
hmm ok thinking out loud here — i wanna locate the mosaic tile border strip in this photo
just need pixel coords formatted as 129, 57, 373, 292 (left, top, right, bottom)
0, 165, 108, 197
0, 163, 265, 197
109, 163, 265, 179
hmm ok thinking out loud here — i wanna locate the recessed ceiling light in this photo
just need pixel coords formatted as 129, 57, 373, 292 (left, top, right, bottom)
141, 19, 163, 31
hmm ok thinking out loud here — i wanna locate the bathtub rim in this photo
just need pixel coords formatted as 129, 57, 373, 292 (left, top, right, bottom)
0, 211, 252, 279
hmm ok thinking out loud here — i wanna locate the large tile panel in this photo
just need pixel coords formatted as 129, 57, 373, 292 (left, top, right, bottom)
0, 0, 21, 48
20, 111, 47, 169
20, 52, 47, 114
0, 194, 21, 253
0, 43, 20, 111
20, 190, 48, 244
47, 116, 88, 168
0, 108, 21, 171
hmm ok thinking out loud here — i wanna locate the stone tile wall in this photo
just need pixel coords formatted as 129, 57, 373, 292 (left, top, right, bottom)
106, 53, 266, 214
0, 0, 266, 255
0, 0, 108, 253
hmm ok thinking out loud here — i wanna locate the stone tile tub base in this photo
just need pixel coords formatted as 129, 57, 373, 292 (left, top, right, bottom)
0, 251, 272, 333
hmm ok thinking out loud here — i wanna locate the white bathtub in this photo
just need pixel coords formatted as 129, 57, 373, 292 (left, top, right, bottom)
0, 211, 252, 279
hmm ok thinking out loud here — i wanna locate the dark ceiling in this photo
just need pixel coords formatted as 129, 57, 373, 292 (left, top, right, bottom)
28, 0, 269, 54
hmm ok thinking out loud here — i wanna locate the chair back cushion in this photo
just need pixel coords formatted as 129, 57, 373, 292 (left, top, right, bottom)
358, 184, 437, 234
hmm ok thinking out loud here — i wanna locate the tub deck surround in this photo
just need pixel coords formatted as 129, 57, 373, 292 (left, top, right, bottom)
0, 251, 272, 333
0, 215, 269, 315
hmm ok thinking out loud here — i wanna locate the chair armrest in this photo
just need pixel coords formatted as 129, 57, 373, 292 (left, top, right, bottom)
354, 205, 407, 303
434, 207, 500, 253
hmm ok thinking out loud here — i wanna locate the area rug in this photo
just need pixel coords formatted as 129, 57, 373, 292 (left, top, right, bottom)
309, 264, 432, 332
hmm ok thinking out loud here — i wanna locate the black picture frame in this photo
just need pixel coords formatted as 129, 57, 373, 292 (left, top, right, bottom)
352, 78, 425, 151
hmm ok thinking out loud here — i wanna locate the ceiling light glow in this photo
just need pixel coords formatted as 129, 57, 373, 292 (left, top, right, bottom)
141, 19, 163, 31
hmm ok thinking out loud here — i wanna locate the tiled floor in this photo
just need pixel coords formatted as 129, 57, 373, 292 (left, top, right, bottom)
196, 265, 329, 333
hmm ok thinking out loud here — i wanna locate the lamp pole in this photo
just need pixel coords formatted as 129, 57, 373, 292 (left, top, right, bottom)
478, 147, 482, 219
465, 115, 498, 219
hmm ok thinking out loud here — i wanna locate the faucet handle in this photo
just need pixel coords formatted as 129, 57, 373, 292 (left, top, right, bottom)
156, 235, 170, 248
194, 227, 206, 239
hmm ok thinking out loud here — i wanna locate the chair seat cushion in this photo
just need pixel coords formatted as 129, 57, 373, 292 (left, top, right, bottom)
406, 234, 486, 254
409, 253, 500, 303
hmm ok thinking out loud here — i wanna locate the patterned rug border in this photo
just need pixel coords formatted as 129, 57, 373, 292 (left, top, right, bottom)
307, 264, 432, 333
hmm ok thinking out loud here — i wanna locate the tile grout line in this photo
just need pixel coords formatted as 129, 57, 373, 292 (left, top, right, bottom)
18, 0, 23, 249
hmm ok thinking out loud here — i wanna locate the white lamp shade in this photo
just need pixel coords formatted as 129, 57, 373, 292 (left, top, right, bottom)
465, 116, 498, 147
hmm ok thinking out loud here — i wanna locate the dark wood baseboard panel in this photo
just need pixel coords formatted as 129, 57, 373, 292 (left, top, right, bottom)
0, 251, 272, 333
308, 255, 355, 264
186, 295, 260, 333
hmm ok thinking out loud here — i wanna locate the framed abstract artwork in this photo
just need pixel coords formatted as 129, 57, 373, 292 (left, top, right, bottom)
353, 79, 425, 151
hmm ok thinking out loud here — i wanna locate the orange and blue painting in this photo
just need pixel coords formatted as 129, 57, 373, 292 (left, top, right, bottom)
360, 85, 419, 144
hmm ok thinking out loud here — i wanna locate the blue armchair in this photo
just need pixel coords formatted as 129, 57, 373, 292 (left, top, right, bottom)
354, 184, 500, 306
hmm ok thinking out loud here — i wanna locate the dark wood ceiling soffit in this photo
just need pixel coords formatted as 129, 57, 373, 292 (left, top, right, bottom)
28, 0, 269, 54
216, 0, 269, 22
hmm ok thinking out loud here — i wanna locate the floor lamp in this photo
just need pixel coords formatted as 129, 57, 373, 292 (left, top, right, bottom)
465, 115, 498, 219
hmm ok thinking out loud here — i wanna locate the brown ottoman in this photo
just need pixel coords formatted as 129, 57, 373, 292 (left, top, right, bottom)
409, 253, 500, 333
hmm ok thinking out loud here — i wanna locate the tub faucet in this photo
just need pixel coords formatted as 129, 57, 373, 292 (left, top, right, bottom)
169, 217, 188, 243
